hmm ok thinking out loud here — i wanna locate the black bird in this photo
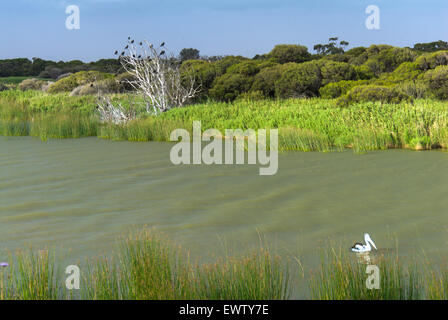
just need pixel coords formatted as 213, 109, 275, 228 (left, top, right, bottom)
138, 55, 142, 59
131, 40, 134, 44
128, 36, 131, 40
139, 42, 143, 46
125, 45, 129, 49
114, 50, 118, 55
160, 42, 165, 47
121, 51, 125, 56
160, 50, 165, 55
132, 54, 136, 58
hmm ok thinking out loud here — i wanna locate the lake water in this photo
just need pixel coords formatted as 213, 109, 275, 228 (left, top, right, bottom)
0, 136, 447, 298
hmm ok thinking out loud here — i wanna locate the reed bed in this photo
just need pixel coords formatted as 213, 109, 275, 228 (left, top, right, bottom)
0, 231, 446, 300
0, 230, 289, 300
0, 249, 61, 300
2, 90, 448, 153
83, 229, 289, 300
308, 248, 448, 300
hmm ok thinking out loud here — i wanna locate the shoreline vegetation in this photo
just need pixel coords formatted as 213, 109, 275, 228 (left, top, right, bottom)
0, 229, 446, 300
2, 90, 448, 154
3, 42, 448, 154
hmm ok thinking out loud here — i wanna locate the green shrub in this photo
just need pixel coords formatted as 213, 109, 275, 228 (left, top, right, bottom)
250, 63, 288, 98
318, 60, 358, 85
115, 72, 136, 92
416, 51, 448, 70
353, 65, 375, 79
0, 82, 9, 91
268, 44, 311, 64
180, 60, 217, 98
362, 46, 418, 75
209, 73, 253, 101
236, 90, 266, 101
423, 65, 448, 99
337, 85, 413, 106
394, 80, 428, 99
274, 61, 322, 98
321, 53, 349, 63
344, 46, 368, 65
380, 62, 422, 83
226, 60, 260, 77
319, 80, 370, 98
47, 71, 114, 93
213, 56, 248, 76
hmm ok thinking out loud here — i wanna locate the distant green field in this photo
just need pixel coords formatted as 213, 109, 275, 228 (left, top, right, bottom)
0, 76, 53, 84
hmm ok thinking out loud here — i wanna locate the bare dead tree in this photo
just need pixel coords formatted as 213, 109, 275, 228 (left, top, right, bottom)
117, 39, 200, 115
96, 95, 137, 124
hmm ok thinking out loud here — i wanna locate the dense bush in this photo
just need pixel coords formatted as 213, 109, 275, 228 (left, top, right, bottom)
38, 67, 65, 79
380, 62, 422, 82
227, 60, 277, 77
337, 85, 413, 106
6, 41, 448, 104
415, 51, 448, 70
235, 90, 266, 101
318, 60, 358, 85
423, 65, 448, 99
209, 73, 253, 101
353, 65, 375, 79
250, 63, 289, 98
362, 47, 418, 76
319, 80, 370, 98
344, 47, 368, 65
268, 44, 311, 64
70, 78, 121, 96
113, 72, 137, 93
226, 60, 263, 77
18, 78, 47, 91
47, 71, 114, 93
274, 61, 322, 98
180, 60, 217, 100
394, 80, 428, 99
274, 60, 361, 99
213, 56, 248, 76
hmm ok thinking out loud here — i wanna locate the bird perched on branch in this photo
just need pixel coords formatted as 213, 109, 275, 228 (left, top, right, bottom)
114, 50, 118, 55
160, 42, 165, 47
160, 50, 165, 55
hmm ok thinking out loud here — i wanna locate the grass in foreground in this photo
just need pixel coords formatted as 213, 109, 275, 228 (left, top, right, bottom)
0, 230, 446, 300
309, 248, 447, 300
0, 230, 289, 300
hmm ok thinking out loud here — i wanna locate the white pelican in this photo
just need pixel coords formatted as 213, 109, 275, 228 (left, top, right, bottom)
351, 233, 377, 253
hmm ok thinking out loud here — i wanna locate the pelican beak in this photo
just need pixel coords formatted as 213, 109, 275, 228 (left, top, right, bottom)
371, 241, 377, 250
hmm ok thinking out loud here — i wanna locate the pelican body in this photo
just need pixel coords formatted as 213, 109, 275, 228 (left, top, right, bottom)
351, 233, 377, 253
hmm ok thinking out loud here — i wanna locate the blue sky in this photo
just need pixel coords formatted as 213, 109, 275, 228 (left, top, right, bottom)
1, 0, 447, 61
